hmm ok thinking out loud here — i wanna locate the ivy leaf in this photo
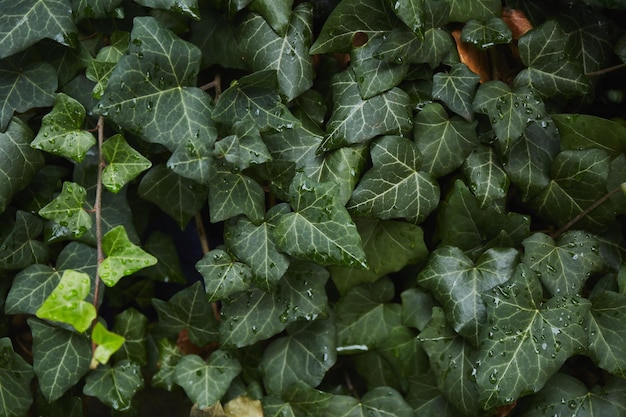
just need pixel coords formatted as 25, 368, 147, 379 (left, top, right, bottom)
134, 0, 200, 19
83, 360, 144, 411
72, 0, 123, 21
0, 337, 34, 417
432, 63, 480, 121
419, 307, 480, 415
38, 181, 92, 239
213, 70, 300, 132
263, 383, 333, 417
406, 373, 460, 416
248, 0, 294, 36
86, 60, 116, 100
98, 225, 157, 287
190, 11, 246, 70
174, 351, 241, 408
477, 264, 591, 409
348, 136, 440, 224
309, 0, 397, 54
195, 249, 253, 302
236, 4, 314, 101
152, 281, 219, 346
92, 323, 125, 366
401, 287, 437, 331
274, 173, 367, 268
514, 21, 591, 97
260, 319, 336, 395
447, 0, 500, 22
151, 338, 182, 391
387, 0, 425, 36
112, 308, 148, 366
418, 246, 518, 346
138, 164, 209, 229
413, 102, 478, 178
587, 291, 626, 378
35, 269, 97, 333
320, 69, 412, 152
94, 17, 217, 162
329, 218, 428, 295
472, 81, 547, 153
460, 18, 512, 50
0, 118, 44, 212
28, 319, 90, 403
31, 93, 95, 163
101, 134, 152, 194
224, 209, 290, 291
374, 26, 458, 67
522, 231, 604, 297
552, 114, 626, 158
325, 387, 414, 417
0, 0, 77, 60
0, 211, 48, 270
461, 145, 509, 210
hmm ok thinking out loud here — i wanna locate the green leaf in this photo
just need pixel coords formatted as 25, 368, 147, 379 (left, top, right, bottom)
447, 0, 500, 22
477, 264, 591, 409
552, 114, 626, 158
374, 26, 458, 67
0, 211, 48, 270
101, 134, 152, 193
310, 0, 397, 54
401, 287, 437, 331
134, 0, 200, 19
138, 164, 209, 229
432, 63, 480, 121
112, 308, 148, 366
587, 291, 626, 378
0, 337, 34, 417
152, 281, 219, 346
212, 70, 300, 132
514, 21, 592, 97
236, 4, 314, 101
174, 351, 241, 408
248, 0, 294, 36
28, 318, 90, 402
260, 319, 336, 395
195, 249, 253, 302
190, 10, 246, 70
348, 136, 440, 224
151, 338, 182, 391
0, 0, 77, 59
263, 383, 333, 417
274, 173, 367, 268
325, 387, 414, 417
38, 181, 92, 239
472, 80, 547, 153
387, 0, 424, 36
461, 145, 509, 210
413, 102, 478, 178
98, 225, 157, 287
329, 218, 428, 294
319, 69, 412, 152
0, 118, 44, 212
83, 360, 144, 411
94, 17, 217, 166
86, 59, 117, 100
522, 231, 604, 297
418, 246, 518, 346
460, 18, 512, 50
31, 93, 96, 163
72, 0, 123, 21
406, 373, 460, 416
92, 323, 125, 366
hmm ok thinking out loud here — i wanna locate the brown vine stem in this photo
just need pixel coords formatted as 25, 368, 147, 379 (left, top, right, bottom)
91, 116, 106, 356
551, 185, 622, 239
585, 63, 626, 76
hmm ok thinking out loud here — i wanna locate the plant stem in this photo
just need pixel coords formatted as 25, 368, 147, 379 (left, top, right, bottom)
586, 63, 626, 76
91, 116, 106, 356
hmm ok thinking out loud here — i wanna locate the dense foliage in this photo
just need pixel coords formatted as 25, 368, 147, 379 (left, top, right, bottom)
0, 0, 625, 416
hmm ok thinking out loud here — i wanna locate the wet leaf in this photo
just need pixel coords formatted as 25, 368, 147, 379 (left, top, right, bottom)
587, 291, 626, 378
552, 114, 626, 158
324, 387, 414, 417
134, 0, 200, 19
460, 18, 512, 50
112, 308, 148, 365
196, 249, 253, 302
92, 322, 125, 365
447, 0, 500, 22
432, 63, 480, 121
461, 145, 509, 210
38, 181, 91, 239
101, 134, 152, 194
83, 360, 144, 411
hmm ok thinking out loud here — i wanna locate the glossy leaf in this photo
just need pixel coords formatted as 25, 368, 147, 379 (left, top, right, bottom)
134, 0, 200, 19
460, 18, 512, 50
274, 173, 367, 268
83, 360, 144, 411
432, 63, 480, 121
0, 337, 34, 417
447, 0, 500, 22
101, 134, 152, 193
552, 114, 626, 158
195, 249, 253, 302
461, 145, 509, 210
174, 351, 241, 408
86, 60, 117, 100
112, 308, 148, 366
587, 291, 626, 378
72, 0, 123, 22
92, 323, 125, 365
38, 181, 92, 239
28, 319, 91, 402
374, 26, 458, 67
190, 9, 246, 70
325, 387, 414, 417
388, 0, 424, 36
248, 0, 294, 36
151, 338, 182, 391
0, 211, 48, 270
263, 383, 333, 417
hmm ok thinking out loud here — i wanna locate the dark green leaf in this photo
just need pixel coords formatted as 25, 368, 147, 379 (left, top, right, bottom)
0, 337, 34, 417
461, 145, 509, 210
196, 249, 253, 302
83, 360, 144, 411
86, 60, 117, 100
406, 373, 460, 416
190, 10, 246, 70
325, 387, 414, 417
38, 181, 92, 239
552, 114, 626, 158
401, 287, 437, 331
387, 0, 424, 36
112, 308, 148, 366
587, 291, 626, 378
263, 383, 332, 417
101, 134, 152, 194
460, 18, 512, 50
432, 63, 480, 121
152, 338, 182, 391
374, 26, 459, 67
0, 211, 48, 270
71, 0, 123, 21
134, 0, 200, 19
447, 0, 500, 22
248, 0, 294, 36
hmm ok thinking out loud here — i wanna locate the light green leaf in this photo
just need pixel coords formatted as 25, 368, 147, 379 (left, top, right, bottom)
514, 21, 592, 97
195, 249, 253, 302
461, 145, 509, 210
138, 164, 209, 229
522, 231, 604, 297
432, 63, 480, 121
174, 351, 241, 408
309, 0, 397, 54
320, 69, 412, 152
552, 114, 626, 158
0, 0, 77, 60
413, 102, 478, 177
36, 269, 96, 333
98, 225, 157, 287
0, 118, 44, 212
31, 93, 95, 163
260, 319, 336, 395
0, 211, 48, 270
38, 181, 92, 239
134, 0, 200, 19
348, 136, 440, 224
213, 70, 300, 132
0, 337, 34, 417
275, 173, 367, 268
152, 281, 219, 346
92, 323, 125, 366
101, 134, 152, 194
325, 387, 414, 417
83, 360, 144, 411
236, 4, 314, 100
248, 0, 294, 36
447, 0, 500, 22
28, 319, 90, 402
460, 18, 512, 50
418, 246, 518, 346
329, 218, 428, 294
112, 308, 148, 366
587, 291, 626, 378
152, 338, 182, 391
477, 264, 591, 409
387, 0, 424, 36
